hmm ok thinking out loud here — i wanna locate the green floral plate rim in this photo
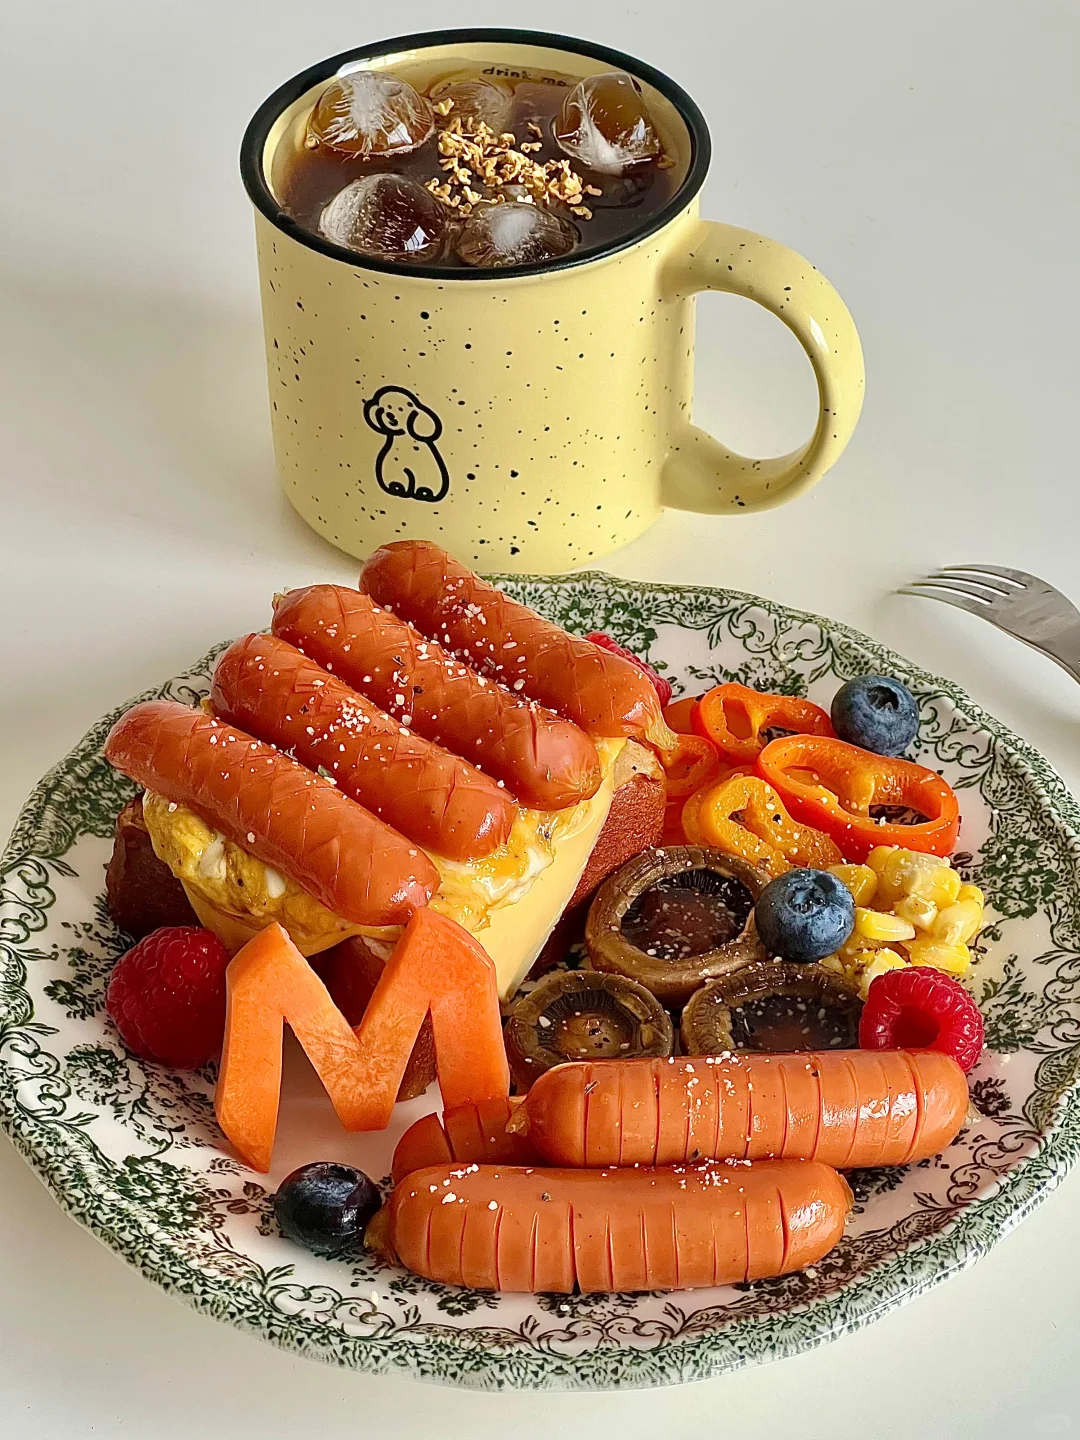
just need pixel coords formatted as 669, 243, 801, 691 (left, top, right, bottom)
2, 571, 1079, 1390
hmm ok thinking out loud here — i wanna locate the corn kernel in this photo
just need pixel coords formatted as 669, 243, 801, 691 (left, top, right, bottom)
917, 866, 962, 906
840, 928, 890, 961
858, 948, 908, 999
866, 846, 900, 875
866, 848, 902, 900
869, 848, 920, 903
894, 893, 939, 931
932, 898, 983, 945
829, 863, 878, 906
958, 883, 985, 909
874, 848, 961, 906
824, 950, 862, 984
907, 938, 972, 974
855, 907, 917, 943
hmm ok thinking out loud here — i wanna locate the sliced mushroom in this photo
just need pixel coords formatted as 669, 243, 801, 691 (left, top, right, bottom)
680, 961, 863, 1055
504, 969, 673, 1092
585, 846, 769, 1007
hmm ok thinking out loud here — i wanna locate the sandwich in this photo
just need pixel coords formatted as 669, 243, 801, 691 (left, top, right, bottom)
104, 541, 670, 999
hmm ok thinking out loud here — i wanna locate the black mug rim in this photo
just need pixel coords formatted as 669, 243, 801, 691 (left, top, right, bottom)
239, 27, 711, 282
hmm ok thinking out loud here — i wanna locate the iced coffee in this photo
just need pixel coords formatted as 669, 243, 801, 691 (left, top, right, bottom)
278, 63, 678, 269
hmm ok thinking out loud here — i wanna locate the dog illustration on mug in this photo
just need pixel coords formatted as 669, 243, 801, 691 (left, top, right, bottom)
363, 386, 450, 504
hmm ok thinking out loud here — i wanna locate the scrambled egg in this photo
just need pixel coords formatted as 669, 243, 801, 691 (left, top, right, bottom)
141, 739, 624, 954
142, 792, 361, 955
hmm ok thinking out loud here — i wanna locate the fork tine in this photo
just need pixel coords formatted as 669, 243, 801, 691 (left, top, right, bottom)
940, 563, 1032, 587
920, 573, 1011, 601
913, 576, 1004, 603
933, 564, 1019, 593
898, 584, 998, 620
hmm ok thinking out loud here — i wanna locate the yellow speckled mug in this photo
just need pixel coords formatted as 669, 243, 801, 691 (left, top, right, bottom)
242, 29, 864, 573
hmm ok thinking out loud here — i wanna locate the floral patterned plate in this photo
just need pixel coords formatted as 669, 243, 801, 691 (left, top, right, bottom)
2, 573, 1079, 1390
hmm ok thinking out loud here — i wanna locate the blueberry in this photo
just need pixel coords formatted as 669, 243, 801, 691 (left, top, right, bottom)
273, 1162, 381, 1258
754, 869, 856, 964
831, 675, 920, 756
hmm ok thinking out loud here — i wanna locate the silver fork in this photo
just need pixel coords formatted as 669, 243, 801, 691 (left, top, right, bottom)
900, 565, 1080, 685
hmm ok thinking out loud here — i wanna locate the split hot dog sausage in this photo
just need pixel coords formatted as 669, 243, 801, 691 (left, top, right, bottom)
391, 1099, 534, 1184
513, 1051, 969, 1169
272, 585, 601, 810
212, 634, 516, 862
379, 1159, 852, 1292
104, 700, 437, 926
359, 540, 669, 743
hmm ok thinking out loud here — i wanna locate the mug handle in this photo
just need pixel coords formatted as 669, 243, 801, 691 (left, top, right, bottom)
661, 220, 865, 513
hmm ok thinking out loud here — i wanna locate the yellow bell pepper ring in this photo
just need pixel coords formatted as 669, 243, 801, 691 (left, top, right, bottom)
690, 773, 842, 878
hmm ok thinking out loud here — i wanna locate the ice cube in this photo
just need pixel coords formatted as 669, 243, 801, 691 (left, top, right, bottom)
455, 201, 576, 269
554, 72, 660, 175
320, 175, 447, 264
307, 71, 433, 157
584, 171, 653, 209
510, 82, 566, 141
430, 78, 514, 134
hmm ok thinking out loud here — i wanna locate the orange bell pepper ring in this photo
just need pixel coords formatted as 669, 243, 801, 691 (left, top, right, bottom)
662, 694, 702, 735
693, 683, 834, 766
661, 731, 722, 799
686, 773, 842, 877
755, 735, 961, 862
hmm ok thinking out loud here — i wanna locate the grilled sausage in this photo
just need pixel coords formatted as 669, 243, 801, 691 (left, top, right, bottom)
359, 540, 668, 742
379, 1158, 851, 1292
391, 1099, 533, 1183
212, 633, 516, 861
513, 1051, 969, 1169
104, 700, 436, 926
272, 584, 601, 810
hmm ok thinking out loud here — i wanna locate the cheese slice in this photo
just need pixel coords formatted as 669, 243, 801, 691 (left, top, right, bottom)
474, 743, 622, 999
152, 739, 624, 990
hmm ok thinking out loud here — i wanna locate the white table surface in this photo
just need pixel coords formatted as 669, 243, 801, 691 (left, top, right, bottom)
2, 0, 1078, 1433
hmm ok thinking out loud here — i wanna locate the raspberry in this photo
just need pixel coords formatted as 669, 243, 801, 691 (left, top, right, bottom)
106, 926, 231, 1069
585, 632, 673, 707
859, 965, 984, 1073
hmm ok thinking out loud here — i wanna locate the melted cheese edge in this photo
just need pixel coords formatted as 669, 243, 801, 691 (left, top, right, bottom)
143, 738, 624, 984
475, 749, 620, 998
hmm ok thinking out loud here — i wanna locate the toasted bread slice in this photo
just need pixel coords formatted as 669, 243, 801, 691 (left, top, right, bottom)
106, 795, 197, 938
105, 741, 665, 1004
526, 743, 665, 984
569, 741, 665, 909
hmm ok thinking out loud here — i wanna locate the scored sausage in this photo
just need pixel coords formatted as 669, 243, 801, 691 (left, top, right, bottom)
359, 540, 669, 742
391, 1099, 533, 1184
211, 633, 516, 862
513, 1051, 969, 1169
272, 584, 601, 810
379, 1159, 852, 1292
104, 700, 437, 926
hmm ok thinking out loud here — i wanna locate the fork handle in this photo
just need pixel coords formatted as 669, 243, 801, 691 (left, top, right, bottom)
1028, 632, 1080, 686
